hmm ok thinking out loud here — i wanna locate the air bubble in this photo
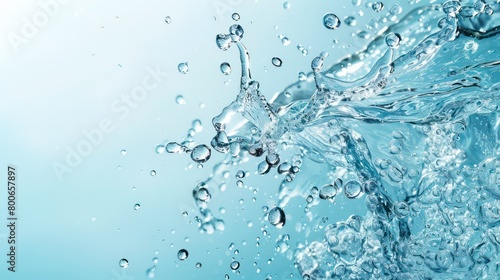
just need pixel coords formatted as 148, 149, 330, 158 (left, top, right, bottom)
216, 34, 232, 51
164, 16, 171, 24
150, 170, 156, 176
232, 13, 240, 21
344, 180, 362, 198
134, 203, 140, 210
323, 13, 341, 30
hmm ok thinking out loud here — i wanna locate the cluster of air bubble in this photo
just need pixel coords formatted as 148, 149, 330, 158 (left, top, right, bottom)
164, 0, 500, 278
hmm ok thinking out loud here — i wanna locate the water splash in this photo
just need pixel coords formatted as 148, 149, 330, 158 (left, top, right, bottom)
165, 1, 500, 278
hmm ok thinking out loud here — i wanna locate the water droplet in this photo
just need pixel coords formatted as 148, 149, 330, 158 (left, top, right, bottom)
196, 262, 202, 268
150, 170, 156, 176
220, 62, 232, 75
216, 34, 232, 51
152, 257, 159, 264
298, 72, 307, 81
385, 32, 402, 49
191, 145, 211, 163
232, 12, 240, 21
268, 207, 286, 228
155, 144, 165, 154
175, 95, 186, 105
281, 37, 290, 46
272, 57, 283, 67
177, 249, 189, 260
319, 183, 340, 200
120, 149, 127, 155
192, 119, 203, 132
178, 62, 189, 74
323, 13, 341, 30
442, 1, 461, 15
344, 180, 362, 198
230, 260, 240, 270
229, 24, 244, 41
164, 16, 171, 24
345, 16, 357, 26
134, 203, 140, 210
119, 258, 129, 268
372, 2, 384, 12
351, 0, 361, 6
283, 2, 291, 10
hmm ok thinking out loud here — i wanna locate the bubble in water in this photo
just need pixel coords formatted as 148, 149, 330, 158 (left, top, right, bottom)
177, 249, 189, 260
385, 32, 402, 49
345, 16, 357, 26
272, 57, 283, 67
344, 180, 362, 198
119, 258, 129, 268
164, 16, 171, 24
220, 62, 232, 75
268, 206, 286, 228
196, 262, 202, 268
319, 183, 340, 200
175, 95, 186, 105
166, 142, 184, 153
232, 13, 240, 21
155, 144, 165, 154
323, 13, 341, 30
372, 2, 384, 12
283, 2, 291, 10
191, 145, 211, 163
352, 0, 361, 6
230, 260, 240, 270
120, 149, 127, 155
298, 72, 307, 81
178, 62, 189, 74
134, 203, 140, 210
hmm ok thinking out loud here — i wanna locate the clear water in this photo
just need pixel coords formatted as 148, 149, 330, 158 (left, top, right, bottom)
167, 1, 500, 279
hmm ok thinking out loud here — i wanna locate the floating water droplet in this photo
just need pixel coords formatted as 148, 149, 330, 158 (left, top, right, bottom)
230, 260, 240, 270
155, 144, 165, 154
281, 37, 290, 46
195, 262, 202, 268
385, 32, 402, 48
216, 34, 232, 51
192, 119, 203, 133
175, 95, 186, 105
134, 203, 140, 210
220, 62, 232, 75
232, 12, 240, 21
323, 13, 341, 30
150, 170, 156, 176
194, 187, 211, 202
283, 2, 291, 10
152, 257, 159, 264
389, 4, 403, 15
351, 0, 361, 6
272, 57, 283, 67
229, 24, 244, 41
177, 249, 189, 260
119, 258, 129, 268
164, 16, 171, 24
372, 2, 384, 12
344, 180, 362, 198
178, 62, 189, 74
120, 149, 127, 155
345, 16, 357, 26
268, 207, 286, 228
191, 145, 211, 163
